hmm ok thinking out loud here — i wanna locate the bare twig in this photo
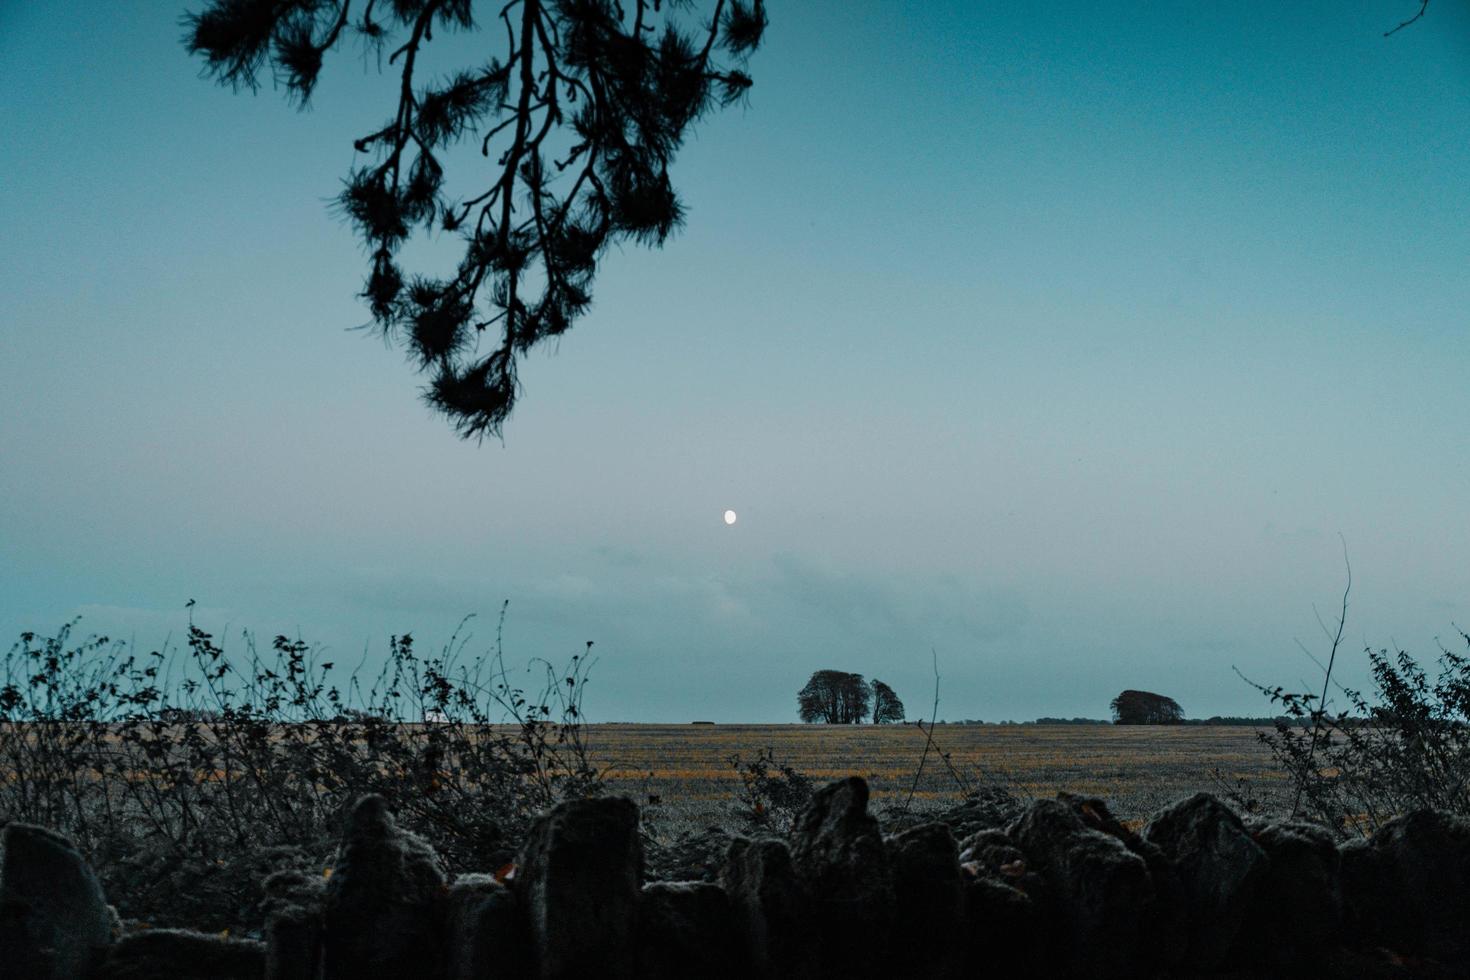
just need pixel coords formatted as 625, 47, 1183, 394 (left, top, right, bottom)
1293, 637, 1354, 701
1385, 0, 1430, 37
1294, 537, 1351, 817
900, 648, 945, 816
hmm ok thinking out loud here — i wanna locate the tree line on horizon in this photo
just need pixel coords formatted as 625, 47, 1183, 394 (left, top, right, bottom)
792, 678, 1303, 727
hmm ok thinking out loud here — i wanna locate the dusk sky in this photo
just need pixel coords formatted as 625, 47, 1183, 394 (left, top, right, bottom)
3, 2, 1468, 723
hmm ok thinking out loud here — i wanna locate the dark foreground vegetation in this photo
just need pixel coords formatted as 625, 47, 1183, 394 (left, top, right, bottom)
0, 612, 601, 930
2, 616, 1469, 971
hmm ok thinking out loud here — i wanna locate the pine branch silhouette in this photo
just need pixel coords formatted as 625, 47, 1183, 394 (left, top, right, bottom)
184, 0, 766, 439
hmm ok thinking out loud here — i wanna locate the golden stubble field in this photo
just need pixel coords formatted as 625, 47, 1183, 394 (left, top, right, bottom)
582, 723, 1286, 828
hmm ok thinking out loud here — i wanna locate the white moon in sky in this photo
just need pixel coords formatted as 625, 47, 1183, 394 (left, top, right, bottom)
723, 509, 738, 525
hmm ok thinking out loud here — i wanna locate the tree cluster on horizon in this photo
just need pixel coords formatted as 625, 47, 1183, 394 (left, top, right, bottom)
1110, 689, 1185, 726
797, 670, 905, 724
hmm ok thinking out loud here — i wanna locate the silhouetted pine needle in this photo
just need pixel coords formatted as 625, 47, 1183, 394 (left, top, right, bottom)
183, 0, 766, 440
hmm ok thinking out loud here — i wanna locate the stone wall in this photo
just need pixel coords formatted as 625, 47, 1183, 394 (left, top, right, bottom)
3, 777, 1469, 979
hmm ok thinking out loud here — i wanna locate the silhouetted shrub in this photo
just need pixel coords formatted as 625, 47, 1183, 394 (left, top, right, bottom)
0, 603, 602, 929
1254, 630, 1470, 837
727, 748, 813, 834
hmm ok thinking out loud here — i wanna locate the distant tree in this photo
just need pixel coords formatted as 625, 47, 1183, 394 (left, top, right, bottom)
797, 670, 869, 724
184, 0, 766, 440
870, 679, 905, 724
1110, 689, 1185, 725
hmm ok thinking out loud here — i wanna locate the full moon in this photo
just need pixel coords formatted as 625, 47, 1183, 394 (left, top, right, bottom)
723, 510, 738, 525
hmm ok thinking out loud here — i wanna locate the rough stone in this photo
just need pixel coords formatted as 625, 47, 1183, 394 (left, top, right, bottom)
958, 827, 1050, 906
721, 836, 817, 980
958, 827, 1021, 864
963, 874, 1049, 980
1232, 819, 1342, 971
1340, 809, 1470, 966
1056, 792, 1186, 970
891, 784, 1024, 840
644, 825, 733, 883
264, 910, 320, 980
1141, 792, 1266, 969
321, 795, 448, 980
1321, 945, 1465, 980
12, 780, 1470, 979
90, 928, 266, 980
260, 869, 324, 980
951, 783, 1026, 829
884, 822, 963, 978
788, 776, 894, 979
1055, 793, 1147, 870
952, 828, 1058, 975
1008, 798, 1154, 979
444, 873, 529, 980
0, 822, 113, 980
636, 880, 747, 980
515, 795, 642, 980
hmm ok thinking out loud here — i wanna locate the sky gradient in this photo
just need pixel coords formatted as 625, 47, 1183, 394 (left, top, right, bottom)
3, 1, 1468, 722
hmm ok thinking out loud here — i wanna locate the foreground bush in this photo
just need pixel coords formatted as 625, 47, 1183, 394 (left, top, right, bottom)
1254, 629, 1470, 838
0, 606, 601, 928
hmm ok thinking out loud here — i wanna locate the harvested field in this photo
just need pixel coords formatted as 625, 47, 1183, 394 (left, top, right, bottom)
585, 723, 1287, 832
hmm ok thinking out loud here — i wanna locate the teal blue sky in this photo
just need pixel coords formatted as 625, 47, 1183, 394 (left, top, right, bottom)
3, 2, 1468, 721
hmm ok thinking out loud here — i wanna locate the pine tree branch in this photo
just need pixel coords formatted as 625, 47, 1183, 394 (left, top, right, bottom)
1385, 1, 1430, 37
